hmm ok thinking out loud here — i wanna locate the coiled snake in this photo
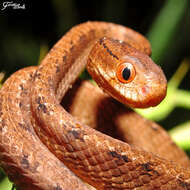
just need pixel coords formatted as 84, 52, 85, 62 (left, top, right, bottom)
0, 22, 190, 190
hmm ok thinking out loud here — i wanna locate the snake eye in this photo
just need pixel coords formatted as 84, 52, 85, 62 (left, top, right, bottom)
116, 62, 136, 83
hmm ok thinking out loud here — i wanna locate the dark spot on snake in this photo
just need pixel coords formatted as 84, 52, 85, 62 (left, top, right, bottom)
1, 119, 7, 129
53, 184, 62, 190
150, 124, 158, 131
70, 40, 73, 45
29, 73, 33, 78
99, 38, 119, 60
19, 102, 23, 108
21, 154, 30, 169
108, 151, 129, 163
0, 119, 6, 131
122, 155, 129, 162
37, 97, 47, 113
141, 163, 152, 172
18, 122, 33, 134
0, 124, 3, 132
39, 103, 47, 113
65, 143, 74, 152
63, 55, 67, 62
140, 162, 160, 177
68, 130, 84, 142
39, 88, 43, 92
34, 72, 41, 79
19, 84, 24, 90
56, 64, 60, 73
177, 179, 190, 189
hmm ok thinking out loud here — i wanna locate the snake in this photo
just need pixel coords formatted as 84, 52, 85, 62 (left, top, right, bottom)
0, 21, 190, 190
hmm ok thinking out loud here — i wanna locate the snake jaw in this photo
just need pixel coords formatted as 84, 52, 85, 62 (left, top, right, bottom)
136, 82, 167, 108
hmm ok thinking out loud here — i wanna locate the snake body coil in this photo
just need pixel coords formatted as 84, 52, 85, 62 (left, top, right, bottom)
0, 22, 190, 190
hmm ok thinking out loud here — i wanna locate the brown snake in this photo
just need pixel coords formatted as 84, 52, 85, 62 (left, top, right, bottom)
0, 21, 190, 190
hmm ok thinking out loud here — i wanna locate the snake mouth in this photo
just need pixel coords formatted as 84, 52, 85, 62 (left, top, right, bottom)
131, 83, 167, 108
111, 80, 167, 108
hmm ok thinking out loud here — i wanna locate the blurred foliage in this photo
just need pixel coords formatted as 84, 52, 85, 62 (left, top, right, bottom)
0, 177, 12, 190
0, 0, 190, 189
0, 72, 5, 88
147, 0, 188, 64
170, 122, 190, 150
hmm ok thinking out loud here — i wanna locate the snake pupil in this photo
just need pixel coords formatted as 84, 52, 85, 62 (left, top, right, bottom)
116, 62, 135, 83
122, 67, 131, 80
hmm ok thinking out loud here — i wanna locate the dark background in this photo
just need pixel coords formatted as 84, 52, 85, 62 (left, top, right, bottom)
1, 0, 189, 76
1, 0, 162, 74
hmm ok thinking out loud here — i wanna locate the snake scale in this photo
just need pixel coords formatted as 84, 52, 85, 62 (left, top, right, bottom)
0, 21, 190, 190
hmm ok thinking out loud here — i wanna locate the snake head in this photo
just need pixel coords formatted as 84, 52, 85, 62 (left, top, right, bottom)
87, 37, 167, 108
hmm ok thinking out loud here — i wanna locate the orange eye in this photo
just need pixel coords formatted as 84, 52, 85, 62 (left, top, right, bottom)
116, 62, 136, 83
